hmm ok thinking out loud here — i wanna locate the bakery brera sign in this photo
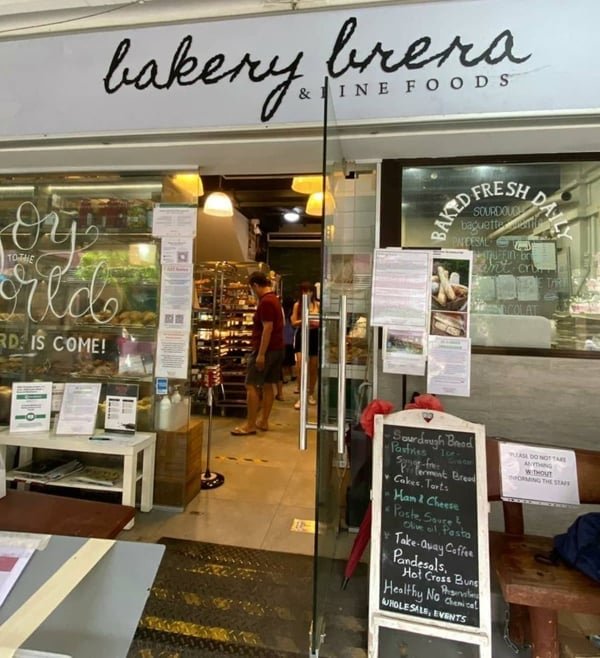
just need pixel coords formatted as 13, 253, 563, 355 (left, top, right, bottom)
104, 19, 528, 122
3, 0, 600, 137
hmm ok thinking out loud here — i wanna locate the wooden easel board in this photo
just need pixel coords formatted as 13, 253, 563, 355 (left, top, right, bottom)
368, 409, 491, 657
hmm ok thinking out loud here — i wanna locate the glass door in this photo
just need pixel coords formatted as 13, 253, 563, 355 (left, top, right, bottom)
307, 78, 375, 657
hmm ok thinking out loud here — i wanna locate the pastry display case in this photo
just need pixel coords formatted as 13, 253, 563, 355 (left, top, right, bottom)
192, 261, 268, 415
0, 174, 169, 430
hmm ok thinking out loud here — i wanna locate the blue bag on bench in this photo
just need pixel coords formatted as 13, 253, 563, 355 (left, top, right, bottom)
553, 513, 600, 583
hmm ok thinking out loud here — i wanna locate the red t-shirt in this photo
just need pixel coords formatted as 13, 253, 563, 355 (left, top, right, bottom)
251, 291, 284, 352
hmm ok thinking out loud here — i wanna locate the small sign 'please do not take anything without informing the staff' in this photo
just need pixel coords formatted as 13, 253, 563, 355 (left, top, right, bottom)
368, 408, 491, 657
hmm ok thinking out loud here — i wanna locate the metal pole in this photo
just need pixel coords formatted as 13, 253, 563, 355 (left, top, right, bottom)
200, 367, 224, 489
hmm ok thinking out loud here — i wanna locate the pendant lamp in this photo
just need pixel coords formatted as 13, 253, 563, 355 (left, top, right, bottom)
203, 177, 233, 217
291, 175, 323, 195
169, 172, 204, 200
305, 191, 336, 217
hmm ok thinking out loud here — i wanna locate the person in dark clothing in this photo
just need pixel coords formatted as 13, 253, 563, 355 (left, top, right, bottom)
231, 271, 284, 435
291, 281, 320, 409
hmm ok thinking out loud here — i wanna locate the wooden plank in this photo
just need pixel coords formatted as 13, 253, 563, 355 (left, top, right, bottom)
0, 491, 134, 539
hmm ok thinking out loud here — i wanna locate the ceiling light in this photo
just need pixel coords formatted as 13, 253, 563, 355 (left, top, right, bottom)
171, 173, 204, 196
291, 176, 323, 195
203, 191, 233, 217
306, 191, 335, 217
283, 211, 300, 223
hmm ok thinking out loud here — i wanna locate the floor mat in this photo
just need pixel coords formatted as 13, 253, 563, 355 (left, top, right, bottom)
128, 538, 368, 658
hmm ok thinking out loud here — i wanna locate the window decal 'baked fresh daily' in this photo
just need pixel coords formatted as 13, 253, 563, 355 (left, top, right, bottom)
103, 17, 531, 122
430, 181, 572, 243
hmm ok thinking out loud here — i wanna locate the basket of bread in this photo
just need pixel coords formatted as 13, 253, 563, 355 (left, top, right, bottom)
431, 266, 468, 312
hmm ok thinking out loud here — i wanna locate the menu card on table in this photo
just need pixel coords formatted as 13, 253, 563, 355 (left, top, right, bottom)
9, 382, 53, 433
55, 383, 102, 435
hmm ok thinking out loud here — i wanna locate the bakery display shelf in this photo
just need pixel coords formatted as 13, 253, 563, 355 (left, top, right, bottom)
68, 373, 153, 383
215, 399, 247, 408
571, 313, 600, 321
192, 262, 266, 416
48, 230, 154, 238
63, 277, 158, 287
321, 363, 369, 380
6, 468, 143, 492
0, 372, 26, 380
47, 323, 157, 334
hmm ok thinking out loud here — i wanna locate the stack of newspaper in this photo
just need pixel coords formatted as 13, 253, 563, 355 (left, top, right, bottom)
11, 458, 84, 482
72, 466, 121, 487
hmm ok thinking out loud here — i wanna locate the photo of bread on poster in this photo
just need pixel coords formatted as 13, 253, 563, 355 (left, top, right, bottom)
429, 251, 472, 339
430, 311, 467, 338
431, 256, 470, 312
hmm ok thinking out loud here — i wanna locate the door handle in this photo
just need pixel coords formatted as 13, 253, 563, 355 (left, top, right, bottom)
298, 293, 347, 454
336, 295, 347, 454
298, 292, 310, 450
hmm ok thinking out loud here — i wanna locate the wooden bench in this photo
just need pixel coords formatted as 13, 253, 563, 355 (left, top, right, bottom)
0, 490, 135, 538
486, 437, 600, 658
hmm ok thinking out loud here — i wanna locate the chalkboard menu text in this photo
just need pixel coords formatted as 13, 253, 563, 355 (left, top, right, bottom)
379, 423, 480, 626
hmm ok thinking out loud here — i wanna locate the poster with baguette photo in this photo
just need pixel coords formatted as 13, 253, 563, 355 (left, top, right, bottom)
429, 251, 472, 338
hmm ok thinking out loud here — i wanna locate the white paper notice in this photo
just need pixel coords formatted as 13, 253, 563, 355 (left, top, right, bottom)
159, 263, 193, 332
0, 546, 34, 608
516, 276, 539, 301
161, 237, 194, 265
382, 327, 427, 375
472, 275, 496, 302
427, 336, 471, 397
51, 383, 65, 414
371, 249, 431, 327
152, 205, 197, 238
104, 384, 138, 433
531, 241, 557, 271
499, 442, 579, 506
55, 383, 101, 435
155, 329, 190, 379
9, 382, 53, 433
495, 275, 517, 300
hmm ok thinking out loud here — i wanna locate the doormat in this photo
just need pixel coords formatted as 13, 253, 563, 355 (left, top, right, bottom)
128, 538, 368, 658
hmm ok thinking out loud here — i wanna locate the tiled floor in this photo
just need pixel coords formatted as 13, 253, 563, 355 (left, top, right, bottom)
121, 381, 530, 657
121, 381, 356, 558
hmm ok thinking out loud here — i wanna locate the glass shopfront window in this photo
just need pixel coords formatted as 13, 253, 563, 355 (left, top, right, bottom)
389, 159, 600, 353
0, 172, 200, 429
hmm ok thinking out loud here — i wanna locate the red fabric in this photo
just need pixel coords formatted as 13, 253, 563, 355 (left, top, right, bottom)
359, 399, 395, 439
251, 291, 284, 352
404, 393, 444, 412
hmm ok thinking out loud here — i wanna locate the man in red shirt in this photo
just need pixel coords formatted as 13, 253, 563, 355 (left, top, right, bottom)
231, 271, 284, 435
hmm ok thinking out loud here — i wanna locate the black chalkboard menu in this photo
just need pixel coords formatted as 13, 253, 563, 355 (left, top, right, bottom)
379, 423, 480, 627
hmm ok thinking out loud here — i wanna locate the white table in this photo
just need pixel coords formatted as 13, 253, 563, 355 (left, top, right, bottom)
0, 535, 164, 658
0, 430, 156, 529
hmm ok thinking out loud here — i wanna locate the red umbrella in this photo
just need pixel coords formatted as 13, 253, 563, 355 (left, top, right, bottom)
342, 399, 394, 589
342, 502, 372, 589
341, 394, 444, 588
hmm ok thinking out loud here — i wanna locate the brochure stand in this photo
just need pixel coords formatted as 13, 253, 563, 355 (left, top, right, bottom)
200, 365, 224, 490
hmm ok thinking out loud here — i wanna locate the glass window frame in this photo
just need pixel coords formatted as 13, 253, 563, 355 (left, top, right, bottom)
381, 153, 600, 360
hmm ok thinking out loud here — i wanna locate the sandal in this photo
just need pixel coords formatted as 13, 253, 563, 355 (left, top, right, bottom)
230, 427, 257, 436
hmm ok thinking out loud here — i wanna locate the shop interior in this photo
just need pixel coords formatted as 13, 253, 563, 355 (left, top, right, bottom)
0, 169, 377, 656
0, 160, 599, 656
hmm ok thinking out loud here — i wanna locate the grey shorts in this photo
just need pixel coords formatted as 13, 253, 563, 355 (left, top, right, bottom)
246, 350, 284, 386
